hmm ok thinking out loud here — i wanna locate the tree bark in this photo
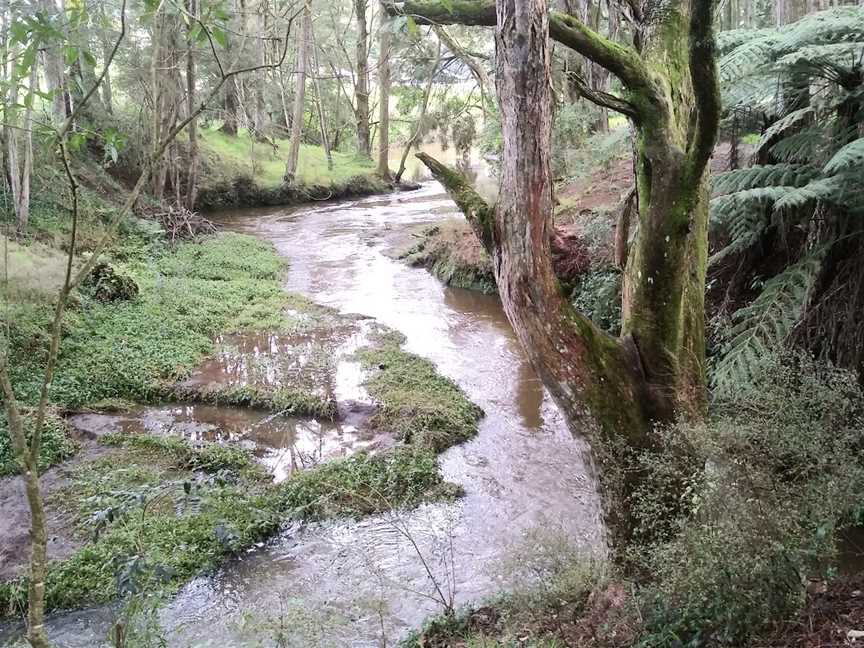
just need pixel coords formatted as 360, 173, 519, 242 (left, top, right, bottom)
354, 0, 372, 157
377, 1, 392, 178
185, 0, 199, 209
391, 0, 720, 543
284, 3, 310, 183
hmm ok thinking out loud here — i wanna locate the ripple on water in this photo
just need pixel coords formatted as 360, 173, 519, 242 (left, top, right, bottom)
18, 182, 605, 647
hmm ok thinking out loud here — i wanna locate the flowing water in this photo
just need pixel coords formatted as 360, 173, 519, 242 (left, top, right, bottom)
2, 182, 604, 646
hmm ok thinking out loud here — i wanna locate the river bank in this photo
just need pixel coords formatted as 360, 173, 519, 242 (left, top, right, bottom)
0, 215, 483, 632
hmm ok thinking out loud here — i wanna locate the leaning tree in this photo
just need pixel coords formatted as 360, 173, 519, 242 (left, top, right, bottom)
388, 0, 720, 537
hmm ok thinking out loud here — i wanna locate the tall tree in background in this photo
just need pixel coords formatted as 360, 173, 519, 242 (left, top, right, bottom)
354, 0, 371, 157
185, 0, 200, 208
284, 1, 310, 182
394, 0, 720, 540
377, 0, 392, 178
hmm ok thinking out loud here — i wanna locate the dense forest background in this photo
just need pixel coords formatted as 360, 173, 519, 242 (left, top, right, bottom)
2, 0, 864, 645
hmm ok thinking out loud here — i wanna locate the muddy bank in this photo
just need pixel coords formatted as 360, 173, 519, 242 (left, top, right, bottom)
195, 173, 419, 212
0, 229, 482, 627
0, 441, 114, 582
400, 219, 497, 295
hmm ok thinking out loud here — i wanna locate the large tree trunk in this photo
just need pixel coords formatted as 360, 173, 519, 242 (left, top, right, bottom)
377, 0, 392, 178
284, 3, 310, 183
354, 0, 372, 157
394, 0, 719, 544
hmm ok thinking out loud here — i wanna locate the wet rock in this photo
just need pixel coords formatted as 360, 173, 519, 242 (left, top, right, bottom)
82, 263, 139, 302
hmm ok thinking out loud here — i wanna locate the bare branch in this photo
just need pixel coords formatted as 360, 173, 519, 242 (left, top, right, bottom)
566, 71, 638, 119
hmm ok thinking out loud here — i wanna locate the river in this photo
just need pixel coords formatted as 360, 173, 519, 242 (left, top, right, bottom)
2, 182, 603, 647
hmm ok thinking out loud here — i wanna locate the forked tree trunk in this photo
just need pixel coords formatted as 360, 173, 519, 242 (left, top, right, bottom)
394, 0, 719, 543
354, 0, 372, 157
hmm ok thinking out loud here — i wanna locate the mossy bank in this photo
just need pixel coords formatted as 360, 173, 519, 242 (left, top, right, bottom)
1, 228, 483, 617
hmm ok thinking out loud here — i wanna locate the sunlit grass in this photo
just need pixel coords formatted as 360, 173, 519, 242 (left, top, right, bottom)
199, 128, 375, 188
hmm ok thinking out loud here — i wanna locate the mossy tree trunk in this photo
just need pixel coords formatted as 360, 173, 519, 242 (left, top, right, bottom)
392, 0, 719, 541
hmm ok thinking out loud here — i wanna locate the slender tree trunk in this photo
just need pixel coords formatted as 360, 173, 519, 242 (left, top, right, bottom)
284, 3, 310, 183
310, 24, 333, 171
185, 0, 199, 209
16, 64, 36, 236
40, 0, 68, 122
101, 34, 114, 114
394, 45, 440, 184
354, 0, 371, 157
377, 1, 392, 178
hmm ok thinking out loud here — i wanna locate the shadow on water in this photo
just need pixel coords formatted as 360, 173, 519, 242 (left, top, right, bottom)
3, 182, 604, 647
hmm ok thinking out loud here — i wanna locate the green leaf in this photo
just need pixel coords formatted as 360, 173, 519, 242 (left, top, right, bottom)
405, 16, 419, 39
69, 132, 88, 152
64, 45, 80, 66
211, 26, 228, 48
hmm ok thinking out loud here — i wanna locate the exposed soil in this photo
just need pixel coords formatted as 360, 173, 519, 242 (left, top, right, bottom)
757, 577, 864, 648
0, 440, 114, 581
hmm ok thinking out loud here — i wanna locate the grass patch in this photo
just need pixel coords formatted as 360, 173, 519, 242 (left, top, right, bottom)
0, 412, 78, 477
0, 441, 279, 616
357, 333, 484, 453
0, 436, 461, 615
5, 233, 297, 408
199, 128, 375, 189
277, 447, 461, 519
167, 382, 336, 419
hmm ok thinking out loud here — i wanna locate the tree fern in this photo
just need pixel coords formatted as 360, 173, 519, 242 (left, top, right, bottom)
713, 253, 824, 392
754, 108, 813, 153
765, 127, 826, 163
712, 164, 819, 196
823, 137, 864, 175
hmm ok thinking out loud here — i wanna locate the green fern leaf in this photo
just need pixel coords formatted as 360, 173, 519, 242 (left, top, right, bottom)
712, 164, 819, 196
713, 253, 823, 391
823, 137, 864, 175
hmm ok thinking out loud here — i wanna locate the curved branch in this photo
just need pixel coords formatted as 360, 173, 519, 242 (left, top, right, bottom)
415, 152, 494, 252
387, 0, 653, 96
688, 0, 720, 177
566, 71, 638, 119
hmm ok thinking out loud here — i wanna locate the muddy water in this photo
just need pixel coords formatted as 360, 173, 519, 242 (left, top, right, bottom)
68, 403, 384, 484
7, 183, 603, 647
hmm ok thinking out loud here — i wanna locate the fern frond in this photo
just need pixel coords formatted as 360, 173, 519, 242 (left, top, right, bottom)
773, 175, 845, 212
719, 35, 778, 83
823, 137, 864, 175
712, 164, 820, 196
776, 42, 864, 69
755, 108, 813, 152
712, 253, 823, 391
767, 127, 826, 163
773, 7, 864, 55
